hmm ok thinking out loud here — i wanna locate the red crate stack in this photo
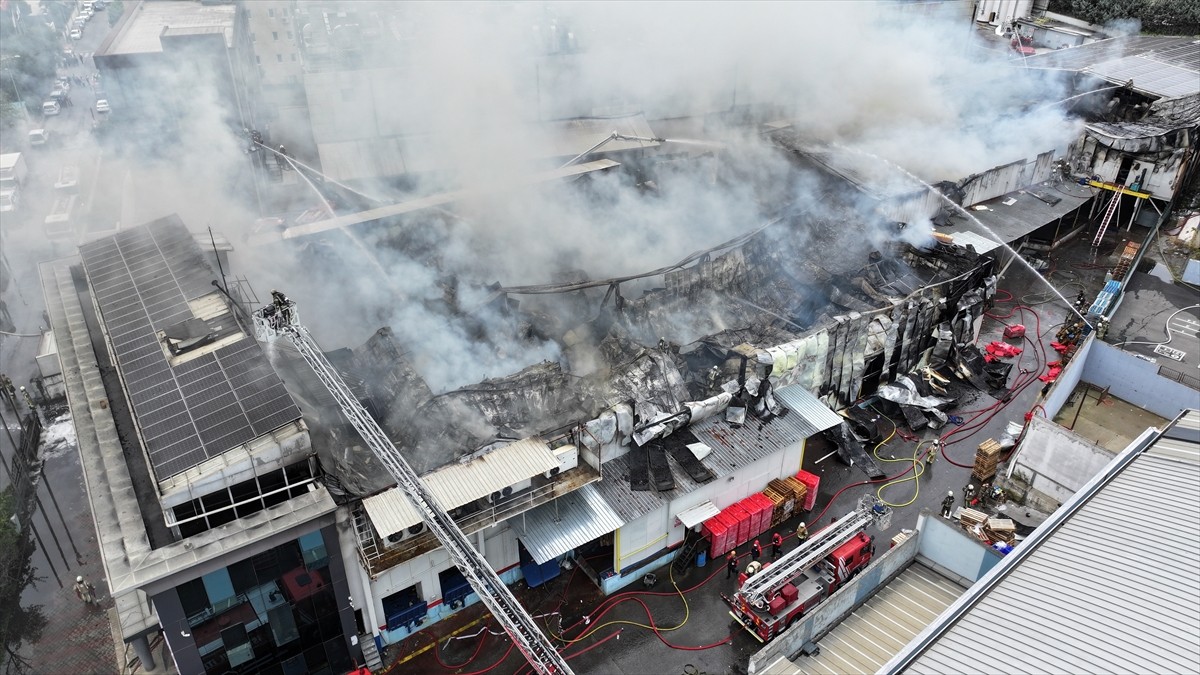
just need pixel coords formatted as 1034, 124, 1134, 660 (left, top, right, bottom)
729, 503, 751, 546
748, 494, 772, 537
795, 470, 820, 512
703, 512, 734, 559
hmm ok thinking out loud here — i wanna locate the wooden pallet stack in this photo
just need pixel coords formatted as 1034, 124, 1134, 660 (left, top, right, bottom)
972, 439, 1002, 485
984, 517, 1016, 545
764, 478, 805, 526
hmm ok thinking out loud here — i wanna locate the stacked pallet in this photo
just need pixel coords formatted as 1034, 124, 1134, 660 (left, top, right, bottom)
984, 517, 1016, 545
764, 478, 805, 526
959, 508, 988, 528
972, 439, 1002, 484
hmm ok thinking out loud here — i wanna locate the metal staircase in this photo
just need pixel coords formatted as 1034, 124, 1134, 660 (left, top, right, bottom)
253, 298, 572, 675
358, 634, 384, 671
1091, 186, 1122, 247
672, 529, 706, 574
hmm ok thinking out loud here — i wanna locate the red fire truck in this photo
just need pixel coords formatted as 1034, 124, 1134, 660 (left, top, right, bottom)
722, 495, 891, 642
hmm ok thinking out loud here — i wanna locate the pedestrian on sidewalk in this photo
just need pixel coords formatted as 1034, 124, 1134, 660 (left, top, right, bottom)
726, 550, 738, 579
74, 576, 98, 606
750, 539, 762, 561
771, 531, 784, 559
941, 491, 955, 518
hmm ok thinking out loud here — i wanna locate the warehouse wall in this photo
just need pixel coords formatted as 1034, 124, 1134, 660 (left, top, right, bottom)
1082, 341, 1197, 419
914, 512, 1004, 585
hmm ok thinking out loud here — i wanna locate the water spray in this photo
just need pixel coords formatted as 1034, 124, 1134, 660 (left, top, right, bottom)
832, 143, 1092, 328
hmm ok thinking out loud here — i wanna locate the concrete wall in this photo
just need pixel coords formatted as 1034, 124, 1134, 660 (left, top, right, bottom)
1081, 341, 1197, 419
914, 512, 1004, 585
747, 530, 921, 675
1007, 416, 1115, 511
1039, 334, 1093, 419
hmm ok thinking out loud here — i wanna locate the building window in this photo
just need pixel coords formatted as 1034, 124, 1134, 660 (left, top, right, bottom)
287, 30, 293, 40
268, 8, 275, 18
290, 53, 297, 62
169, 461, 316, 538
272, 31, 278, 41
276, 54, 283, 63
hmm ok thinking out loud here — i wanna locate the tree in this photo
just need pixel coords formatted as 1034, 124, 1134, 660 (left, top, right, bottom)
0, 488, 46, 675
108, 0, 126, 28
1047, 0, 1200, 34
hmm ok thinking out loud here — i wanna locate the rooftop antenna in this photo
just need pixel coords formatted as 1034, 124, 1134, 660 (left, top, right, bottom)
208, 225, 228, 293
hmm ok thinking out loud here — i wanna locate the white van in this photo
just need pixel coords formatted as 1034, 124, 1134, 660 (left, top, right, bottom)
42, 100, 61, 116
28, 129, 50, 146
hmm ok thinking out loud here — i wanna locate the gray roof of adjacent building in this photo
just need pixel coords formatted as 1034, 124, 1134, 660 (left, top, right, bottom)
883, 409, 1200, 675
1021, 35, 1200, 99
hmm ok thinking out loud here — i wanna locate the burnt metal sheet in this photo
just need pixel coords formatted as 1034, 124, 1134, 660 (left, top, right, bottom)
78, 217, 301, 480
773, 385, 843, 436
509, 484, 624, 565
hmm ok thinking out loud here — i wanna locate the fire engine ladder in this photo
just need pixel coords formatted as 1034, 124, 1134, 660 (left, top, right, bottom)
253, 300, 572, 675
739, 494, 890, 609
1091, 186, 1122, 247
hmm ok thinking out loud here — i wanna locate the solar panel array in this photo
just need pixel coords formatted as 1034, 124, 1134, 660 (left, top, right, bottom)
79, 217, 301, 479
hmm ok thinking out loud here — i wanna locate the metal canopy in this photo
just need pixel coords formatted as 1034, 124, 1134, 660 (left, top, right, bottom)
79, 217, 301, 479
509, 485, 624, 565
676, 500, 720, 529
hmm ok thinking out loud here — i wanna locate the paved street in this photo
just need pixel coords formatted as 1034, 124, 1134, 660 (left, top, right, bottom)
2, 9, 124, 673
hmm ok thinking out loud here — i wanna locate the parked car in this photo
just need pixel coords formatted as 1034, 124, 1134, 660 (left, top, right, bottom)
70, 27, 83, 40
42, 100, 61, 116
28, 129, 50, 146
0, 187, 19, 214
55, 165, 80, 193
95, 99, 110, 114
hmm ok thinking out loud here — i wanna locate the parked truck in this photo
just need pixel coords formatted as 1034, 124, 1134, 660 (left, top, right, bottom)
0, 153, 28, 187
723, 494, 890, 642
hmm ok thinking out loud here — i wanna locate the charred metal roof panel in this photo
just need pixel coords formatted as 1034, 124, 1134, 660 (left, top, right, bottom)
774, 385, 843, 436
509, 484, 624, 565
890, 411, 1200, 675
79, 217, 301, 480
947, 181, 1093, 248
597, 408, 814, 523
363, 438, 560, 538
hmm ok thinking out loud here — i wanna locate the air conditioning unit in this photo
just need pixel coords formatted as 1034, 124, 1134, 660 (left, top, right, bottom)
385, 522, 426, 545
485, 478, 532, 504
545, 445, 579, 478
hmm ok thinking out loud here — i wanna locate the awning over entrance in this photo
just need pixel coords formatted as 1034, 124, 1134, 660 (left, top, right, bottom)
510, 484, 624, 565
676, 501, 720, 529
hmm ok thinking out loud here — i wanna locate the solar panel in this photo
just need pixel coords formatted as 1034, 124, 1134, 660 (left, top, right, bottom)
79, 216, 301, 480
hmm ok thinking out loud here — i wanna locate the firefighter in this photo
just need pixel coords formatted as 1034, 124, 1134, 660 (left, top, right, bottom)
726, 550, 738, 579
795, 521, 808, 545
941, 491, 955, 518
74, 576, 98, 606
771, 531, 784, 560
963, 483, 976, 505
924, 442, 938, 476
750, 539, 762, 561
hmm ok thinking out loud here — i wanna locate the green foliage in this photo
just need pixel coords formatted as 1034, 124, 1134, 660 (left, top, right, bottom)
0, 15, 59, 109
109, 0, 126, 28
1048, 0, 1200, 34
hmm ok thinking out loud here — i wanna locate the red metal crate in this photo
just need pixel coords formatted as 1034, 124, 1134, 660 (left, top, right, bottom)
796, 470, 820, 512
747, 494, 771, 537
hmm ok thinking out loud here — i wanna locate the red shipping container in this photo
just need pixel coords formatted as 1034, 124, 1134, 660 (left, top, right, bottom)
795, 470, 820, 512
703, 513, 731, 560
728, 503, 752, 545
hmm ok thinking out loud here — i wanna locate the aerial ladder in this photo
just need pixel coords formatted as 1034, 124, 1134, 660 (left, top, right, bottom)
739, 494, 891, 609
252, 295, 573, 675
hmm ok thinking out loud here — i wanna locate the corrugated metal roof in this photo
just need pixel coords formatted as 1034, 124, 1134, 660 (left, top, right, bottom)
898, 412, 1200, 675
789, 564, 965, 675
596, 405, 816, 523
509, 484, 624, 565
362, 438, 560, 538
676, 500, 720, 529
774, 385, 843, 435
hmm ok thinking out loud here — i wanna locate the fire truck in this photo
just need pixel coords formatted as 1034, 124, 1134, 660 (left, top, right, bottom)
722, 494, 891, 642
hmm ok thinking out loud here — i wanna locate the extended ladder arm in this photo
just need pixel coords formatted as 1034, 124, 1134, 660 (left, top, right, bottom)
254, 299, 572, 675
739, 494, 890, 607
